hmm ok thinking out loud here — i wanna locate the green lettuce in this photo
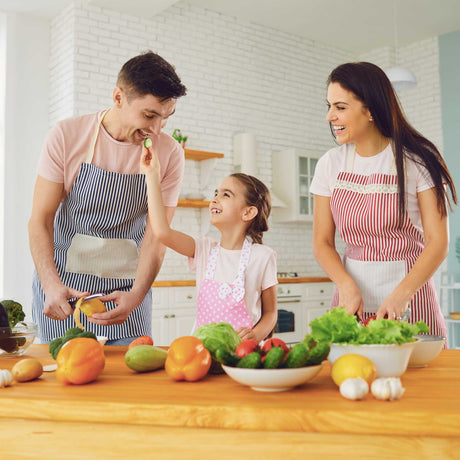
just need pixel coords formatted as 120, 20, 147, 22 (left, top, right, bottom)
309, 307, 429, 345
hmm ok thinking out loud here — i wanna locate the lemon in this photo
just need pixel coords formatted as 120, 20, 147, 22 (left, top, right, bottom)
331, 353, 376, 387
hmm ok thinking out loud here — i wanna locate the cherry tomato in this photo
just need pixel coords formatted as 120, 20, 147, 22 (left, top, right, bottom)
362, 315, 377, 326
235, 339, 260, 358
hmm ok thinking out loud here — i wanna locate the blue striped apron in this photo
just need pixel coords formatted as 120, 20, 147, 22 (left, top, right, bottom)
32, 110, 152, 341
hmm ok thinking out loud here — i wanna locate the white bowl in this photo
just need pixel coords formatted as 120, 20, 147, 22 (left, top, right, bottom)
328, 341, 418, 378
97, 336, 108, 346
221, 363, 324, 392
408, 334, 446, 368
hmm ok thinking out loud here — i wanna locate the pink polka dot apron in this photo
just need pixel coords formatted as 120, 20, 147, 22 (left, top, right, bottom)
195, 239, 254, 330
330, 147, 446, 336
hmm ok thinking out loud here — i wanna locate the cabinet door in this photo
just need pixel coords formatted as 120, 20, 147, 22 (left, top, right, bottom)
305, 306, 329, 334
170, 308, 197, 343
152, 308, 171, 346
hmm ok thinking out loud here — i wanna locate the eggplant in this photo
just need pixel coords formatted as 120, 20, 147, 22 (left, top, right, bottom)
0, 302, 19, 352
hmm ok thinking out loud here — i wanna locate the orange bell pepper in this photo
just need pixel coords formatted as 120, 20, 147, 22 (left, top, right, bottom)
165, 336, 211, 382
56, 337, 105, 385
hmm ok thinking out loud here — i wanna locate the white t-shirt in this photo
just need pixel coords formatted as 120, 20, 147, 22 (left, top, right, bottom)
188, 237, 278, 325
310, 143, 434, 233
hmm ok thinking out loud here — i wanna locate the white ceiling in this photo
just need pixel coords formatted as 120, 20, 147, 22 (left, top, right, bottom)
1, 0, 460, 53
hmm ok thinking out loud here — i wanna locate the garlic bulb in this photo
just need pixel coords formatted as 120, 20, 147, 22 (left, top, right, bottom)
339, 377, 369, 400
371, 377, 405, 401
0, 369, 13, 388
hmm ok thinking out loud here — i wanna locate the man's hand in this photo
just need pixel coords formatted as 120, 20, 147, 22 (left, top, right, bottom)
140, 144, 161, 179
43, 284, 87, 321
89, 290, 144, 326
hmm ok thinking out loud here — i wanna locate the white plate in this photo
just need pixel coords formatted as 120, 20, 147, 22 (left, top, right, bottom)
221, 363, 324, 392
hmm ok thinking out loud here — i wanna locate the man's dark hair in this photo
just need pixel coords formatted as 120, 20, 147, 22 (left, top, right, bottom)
117, 50, 187, 102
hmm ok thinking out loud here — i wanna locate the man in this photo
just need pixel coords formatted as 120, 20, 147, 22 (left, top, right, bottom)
28, 51, 187, 344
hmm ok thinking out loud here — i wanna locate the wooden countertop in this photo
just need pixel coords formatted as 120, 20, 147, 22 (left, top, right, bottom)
153, 277, 331, 287
0, 346, 459, 458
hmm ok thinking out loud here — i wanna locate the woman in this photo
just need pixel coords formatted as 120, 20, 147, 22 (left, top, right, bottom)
310, 61, 457, 336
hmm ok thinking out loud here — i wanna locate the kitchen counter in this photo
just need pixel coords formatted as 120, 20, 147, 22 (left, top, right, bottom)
153, 277, 331, 287
0, 346, 458, 458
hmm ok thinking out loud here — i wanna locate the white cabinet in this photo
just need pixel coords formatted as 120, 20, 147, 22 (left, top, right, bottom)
303, 283, 334, 334
151, 287, 197, 346
440, 273, 460, 349
271, 149, 320, 222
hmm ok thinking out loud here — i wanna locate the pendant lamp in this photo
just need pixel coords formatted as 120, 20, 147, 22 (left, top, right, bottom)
385, 0, 417, 91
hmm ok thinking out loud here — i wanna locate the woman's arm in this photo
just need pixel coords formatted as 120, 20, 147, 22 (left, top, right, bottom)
238, 285, 278, 343
376, 187, 449, 319
140, 146, 195, 258
312, 194, 363, 317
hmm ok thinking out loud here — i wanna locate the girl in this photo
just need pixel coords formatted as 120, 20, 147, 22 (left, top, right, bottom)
140, 147, 278, 342
311, 62, 457, 337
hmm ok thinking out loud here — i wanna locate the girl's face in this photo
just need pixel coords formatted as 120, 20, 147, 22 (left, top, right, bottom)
326, 82, 372, 145
209, 176, 249, 226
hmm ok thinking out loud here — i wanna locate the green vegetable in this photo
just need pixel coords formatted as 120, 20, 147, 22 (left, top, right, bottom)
1, 300, 25, 327
263, 346, 285, 369
284, 343, 310, 368
143, 137, 152, 149
215, 347, 241, 367
305, 342, 330, 365
193, 322, 241, 374
49, 328, 97, 359
309, 307, 429, 345
303, 334, 317, 351
237, 352, 262, 368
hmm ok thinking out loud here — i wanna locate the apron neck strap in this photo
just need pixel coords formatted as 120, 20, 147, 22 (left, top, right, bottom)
347, 144, 397, 174
86, 110, 109, 164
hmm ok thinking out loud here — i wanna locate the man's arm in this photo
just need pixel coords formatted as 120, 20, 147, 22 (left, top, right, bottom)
28, 176, 86, 320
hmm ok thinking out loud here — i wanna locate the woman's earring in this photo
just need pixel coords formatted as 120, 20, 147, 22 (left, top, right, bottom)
369, 117, 373, 121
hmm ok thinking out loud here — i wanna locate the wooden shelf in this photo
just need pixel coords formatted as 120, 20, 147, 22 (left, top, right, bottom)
178, 199, 210, 208
184, 149, 224, 161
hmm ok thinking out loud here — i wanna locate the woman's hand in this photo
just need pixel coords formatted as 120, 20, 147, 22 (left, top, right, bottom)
139, 145, 161, 180
338, 281, 364, 319
376, 292, 410, 320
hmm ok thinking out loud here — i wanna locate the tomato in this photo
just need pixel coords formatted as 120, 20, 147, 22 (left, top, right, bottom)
165, 336, 211, 382
235, 339, 260, 358
362, 315, 377, 326
128, 335, 154, 349
262, 338, 289, 357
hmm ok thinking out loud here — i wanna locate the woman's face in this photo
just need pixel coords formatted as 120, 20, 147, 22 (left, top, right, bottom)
326, 82, 372, 145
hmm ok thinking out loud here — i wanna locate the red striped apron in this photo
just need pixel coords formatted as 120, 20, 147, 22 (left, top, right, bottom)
330, 148, 446, 337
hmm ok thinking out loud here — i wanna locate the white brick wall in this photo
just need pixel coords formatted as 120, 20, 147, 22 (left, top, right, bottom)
48, 1, 442, 280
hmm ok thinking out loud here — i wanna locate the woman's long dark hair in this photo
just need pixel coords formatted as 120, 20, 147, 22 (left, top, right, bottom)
328, 62, 457, 222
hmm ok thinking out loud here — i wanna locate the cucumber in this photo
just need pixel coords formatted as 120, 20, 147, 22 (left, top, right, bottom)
305, 342, 330, 366
215, 347, 240, 367
143, 137, 152, 149
236, 352, 262, 369
284, 343, 310, 368
124, 345, 168, 373
263, 346, 285, 369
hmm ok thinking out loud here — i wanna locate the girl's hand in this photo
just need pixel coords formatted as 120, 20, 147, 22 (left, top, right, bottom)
140, 144, 161, 179
236, 327, 257, 341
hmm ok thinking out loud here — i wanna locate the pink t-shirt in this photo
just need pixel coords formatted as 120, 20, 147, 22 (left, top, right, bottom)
310, 143, 434, 233
188, 237, 278, 324
38, 111, 184, 206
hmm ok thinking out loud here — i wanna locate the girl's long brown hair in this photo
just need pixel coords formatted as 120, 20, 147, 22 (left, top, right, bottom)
328, 62, 457, 223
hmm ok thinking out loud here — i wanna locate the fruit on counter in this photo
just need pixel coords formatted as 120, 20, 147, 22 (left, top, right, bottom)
371, 377, 405, 401
0, 369, 13, 388
56, 337, 105, 385
165, 336, 211, 382
236, 352, 262, 369
124, 345, 167, 373
1, 300, 25, 327
235, 339, 260, 358
283, 343, 309, 368
261, 338, 289, 357
331, 353, 376, 387
263, 346, 286, 369
74, 296, 107, 330
309, 307, 429, 345
128, 335, 154, 349
49, 327, 98, 360
339, 377, 369, 400
193, 322, 241, 374
11, 358, 43, 382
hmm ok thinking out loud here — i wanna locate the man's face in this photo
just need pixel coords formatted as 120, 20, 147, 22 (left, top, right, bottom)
115, 88, 177, 145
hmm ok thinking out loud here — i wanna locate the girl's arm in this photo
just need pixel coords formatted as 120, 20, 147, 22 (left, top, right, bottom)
312, 194, 364, 318
238, 285, 278, 343
140, 146, 195, 258
376, 187, 449, 319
